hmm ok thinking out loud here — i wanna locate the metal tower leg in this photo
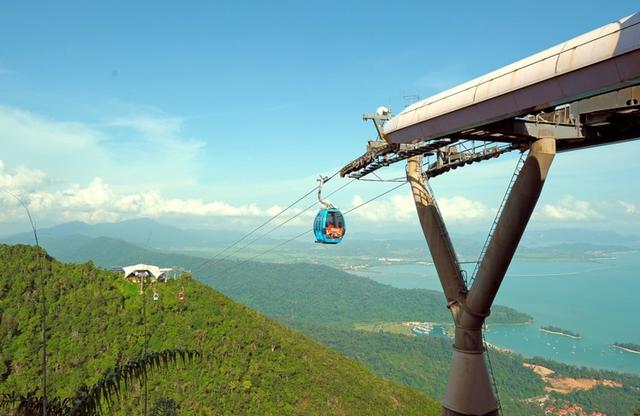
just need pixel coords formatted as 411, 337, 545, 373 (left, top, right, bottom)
406, 157, 467, 316
406, 138, 555, 416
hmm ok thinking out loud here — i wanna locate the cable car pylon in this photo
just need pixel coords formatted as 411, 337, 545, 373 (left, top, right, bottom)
405, 138, 555, 415
336, 12, 639, 416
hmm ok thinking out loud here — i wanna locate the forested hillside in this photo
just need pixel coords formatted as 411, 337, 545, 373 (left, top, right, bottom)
200, 262, 530, 326
294, 323, 546, 415
293, 323, 640, 416
0, 244, 439, 415
7, 237, 638, 414
18, 235, 531, 326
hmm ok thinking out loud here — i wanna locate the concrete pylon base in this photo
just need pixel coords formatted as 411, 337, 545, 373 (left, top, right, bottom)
442, 408, 499, 416
442, 349, 498, 416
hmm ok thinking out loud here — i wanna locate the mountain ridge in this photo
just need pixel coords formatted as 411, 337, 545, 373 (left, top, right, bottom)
0, 243, 439, 415
5, 218, 640, 250
0, 233, 532, 326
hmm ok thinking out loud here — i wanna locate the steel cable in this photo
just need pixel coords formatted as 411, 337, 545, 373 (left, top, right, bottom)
217, 180, 407, 276
192, 170, 341, 273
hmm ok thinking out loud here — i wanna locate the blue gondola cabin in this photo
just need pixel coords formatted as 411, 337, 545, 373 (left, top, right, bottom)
314, 208, 346, 244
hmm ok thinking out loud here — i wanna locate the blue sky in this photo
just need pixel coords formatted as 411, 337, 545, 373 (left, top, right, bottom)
1, 1, 639, 236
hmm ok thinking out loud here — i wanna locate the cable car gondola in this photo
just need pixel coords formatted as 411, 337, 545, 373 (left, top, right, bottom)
313, 176, 346, 244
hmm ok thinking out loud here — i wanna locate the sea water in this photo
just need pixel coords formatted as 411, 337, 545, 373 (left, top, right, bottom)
354, 251, 640, 375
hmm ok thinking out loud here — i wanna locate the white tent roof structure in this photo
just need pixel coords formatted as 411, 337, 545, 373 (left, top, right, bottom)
122, 264, 172, 279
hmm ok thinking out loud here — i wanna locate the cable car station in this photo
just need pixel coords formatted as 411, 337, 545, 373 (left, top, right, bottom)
339, 13, 640, 416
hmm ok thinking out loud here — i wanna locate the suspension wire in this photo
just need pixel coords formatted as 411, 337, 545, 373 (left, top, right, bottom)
142, 275, 148, 416
482, 326, 502, 414
342, 181, 407, 215
192, 170, 341, 273
211, 179, 356, 276
218, 180, 408, 276
220, 228, 314, 275
195, 185, 318, 265
353, 169, 406, 183
3, 191, 48, 416
357, 177, 406, 183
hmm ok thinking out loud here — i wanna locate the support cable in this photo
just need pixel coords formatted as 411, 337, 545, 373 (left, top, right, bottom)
482, 327, 502, 415
468, 151, 527, 286
357, 176, 406, 183
193, 170, 340, 272
342, 181, 407, 215
142, 277, 148, 416
214, 179, 357, 273
218, 181, 407, 276
2, 191, 48, 416
200, 179, 357, 273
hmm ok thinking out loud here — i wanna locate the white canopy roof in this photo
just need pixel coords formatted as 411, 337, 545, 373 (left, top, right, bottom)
122, 264, 172, 279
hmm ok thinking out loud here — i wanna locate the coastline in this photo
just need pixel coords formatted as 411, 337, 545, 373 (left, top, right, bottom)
611, 344, 640, 355
539, 328, 582, 340
486, 320, 534, 327
356, 254, 640, 374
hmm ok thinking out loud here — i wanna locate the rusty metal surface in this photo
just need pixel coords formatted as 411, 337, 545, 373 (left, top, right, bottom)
463, 139, 556, 326
406, 141, 556, 416
442, 350, 499, 415
406, 156, 467, 308
407, 155, 500, 415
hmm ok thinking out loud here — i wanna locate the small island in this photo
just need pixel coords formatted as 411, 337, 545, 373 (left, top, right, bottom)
539, 325, 582, 339
611, 342, 640, 355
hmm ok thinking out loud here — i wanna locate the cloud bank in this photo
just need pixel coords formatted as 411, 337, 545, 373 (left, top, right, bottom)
349, 193, 490, 224
0, 162, 273, 225
541, 196, 603, 221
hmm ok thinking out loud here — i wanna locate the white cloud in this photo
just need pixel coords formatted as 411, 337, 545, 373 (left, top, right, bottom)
438, 196, 491, 221
118, 191, 262, 218
265, 205, 284, 217
0, 104, 206, 194
0, 160, 48, 190
619, 200, 637, 215
541, 196, 603, 221
349, 193, 490, 224
0, 104, 105, 150
349, 194, 414, 223
0, 162, 282, 225
108, 115, 183, 137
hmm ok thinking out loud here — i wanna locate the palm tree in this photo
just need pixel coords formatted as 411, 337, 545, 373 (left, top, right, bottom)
0, 349, 200, 416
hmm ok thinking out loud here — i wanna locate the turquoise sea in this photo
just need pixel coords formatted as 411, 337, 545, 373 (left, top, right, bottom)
354, 251, 640, 375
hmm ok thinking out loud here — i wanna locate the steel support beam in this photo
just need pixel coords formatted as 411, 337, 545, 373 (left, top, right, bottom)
406, 157, 467, 312
406, 138, 555, 416
463, 138, 556, 325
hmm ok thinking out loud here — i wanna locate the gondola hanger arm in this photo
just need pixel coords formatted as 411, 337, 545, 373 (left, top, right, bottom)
317, 176, 334, 209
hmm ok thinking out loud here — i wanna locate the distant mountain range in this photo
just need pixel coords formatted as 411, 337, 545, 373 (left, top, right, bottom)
521, 228, 640, 247
0, 230, 532, 326
4, 218, 638, 260
3, 218, 251, 251
6, 218, 640, 243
